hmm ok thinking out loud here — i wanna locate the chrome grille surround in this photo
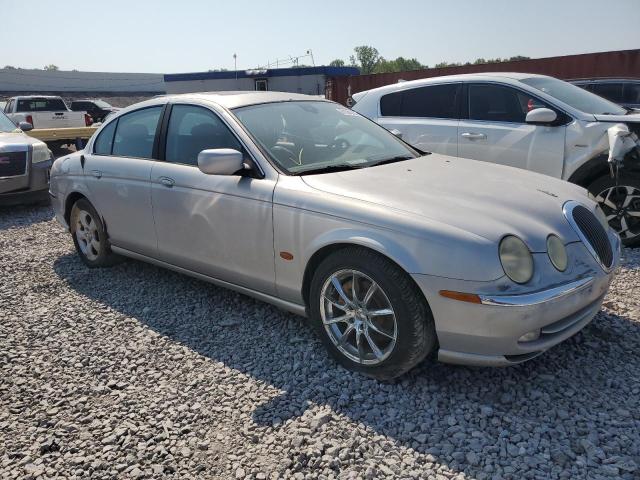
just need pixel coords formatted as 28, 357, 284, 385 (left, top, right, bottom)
563, 200, 614, 272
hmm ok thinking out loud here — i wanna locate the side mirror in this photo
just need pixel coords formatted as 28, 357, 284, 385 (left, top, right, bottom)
197, 148, 244, 175
525, 108, 557, 125
18, 121, 33, 132
389, 128, 403, 139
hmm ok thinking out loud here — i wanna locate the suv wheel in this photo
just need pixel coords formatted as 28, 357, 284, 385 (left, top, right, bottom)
70, 198, 120, 267
309, 247, 436, 380
588, 174, 640, 247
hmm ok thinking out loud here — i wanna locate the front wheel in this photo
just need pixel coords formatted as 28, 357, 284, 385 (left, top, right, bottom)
309, 247, 436, 380
588, 174, 640, 247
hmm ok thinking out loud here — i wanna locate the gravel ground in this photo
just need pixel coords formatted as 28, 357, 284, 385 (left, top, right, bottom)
1, 205, 639, 480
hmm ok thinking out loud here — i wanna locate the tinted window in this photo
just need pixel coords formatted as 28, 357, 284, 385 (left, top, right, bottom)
591, 83, 624, 103
17, 98, 67, 112
380, 84, 459, 118
112, 107, 161, 159
623, 83, 640, 104
93, 120, 117, 155
521, 77, 626, 115
165, 105, 242, 166
469, 84, 531, 123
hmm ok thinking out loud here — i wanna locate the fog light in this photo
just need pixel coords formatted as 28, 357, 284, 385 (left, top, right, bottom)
518, 330, 541, 343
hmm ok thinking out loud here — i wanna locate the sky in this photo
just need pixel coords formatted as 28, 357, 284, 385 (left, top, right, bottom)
1, 0, 639, 74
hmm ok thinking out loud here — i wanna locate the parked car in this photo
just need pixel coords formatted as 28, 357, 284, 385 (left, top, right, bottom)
572, 78, 640, 111
70, 99, 120, 123
50, 92, 620, 379
351, 73, 640, 246
0, 109, 54, 205
4, 95, 93, 148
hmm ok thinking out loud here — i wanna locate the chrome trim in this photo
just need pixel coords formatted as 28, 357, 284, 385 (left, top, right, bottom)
479, 277, 594, 307
563, 200, 614, 273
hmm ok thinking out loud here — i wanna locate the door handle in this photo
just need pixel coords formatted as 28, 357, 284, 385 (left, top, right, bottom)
91, 169, 102, 178
461, 132, 487, 140
159, 176, 175, 188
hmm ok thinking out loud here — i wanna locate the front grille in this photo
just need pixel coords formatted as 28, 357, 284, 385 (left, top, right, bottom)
0, 151, 27, 177
571, 204, 613, 268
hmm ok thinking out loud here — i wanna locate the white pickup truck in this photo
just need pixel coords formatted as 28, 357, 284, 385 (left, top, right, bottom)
4, 96, 93, 147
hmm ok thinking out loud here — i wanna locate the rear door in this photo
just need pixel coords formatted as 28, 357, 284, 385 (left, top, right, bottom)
377, 83, 461, 156
83, 105, 163, 256
457, 83, 567, 178
150, 103, 276, 294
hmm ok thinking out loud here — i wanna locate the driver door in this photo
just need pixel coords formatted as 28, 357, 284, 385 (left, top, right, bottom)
151, 104, 277, 295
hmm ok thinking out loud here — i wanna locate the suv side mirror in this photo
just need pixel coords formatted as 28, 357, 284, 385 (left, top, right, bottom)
197, 149, 244, 175
18, 121, 33, 131
389, 128, 403, 139
525, 108, 557, 125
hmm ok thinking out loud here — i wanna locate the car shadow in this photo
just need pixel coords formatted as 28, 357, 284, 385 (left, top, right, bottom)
0, 204, 54, 229
52, 252, 640, 477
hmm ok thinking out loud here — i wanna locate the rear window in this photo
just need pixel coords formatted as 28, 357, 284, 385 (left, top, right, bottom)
380, 84, 460, 119
17, 98, 67, 112
623, 83, 640, 104
590, 83, 624, 103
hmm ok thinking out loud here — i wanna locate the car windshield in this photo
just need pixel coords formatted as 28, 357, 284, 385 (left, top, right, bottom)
0, 111, 17, 132
521, 77, 626, 115
94, 100, 112, 108
232, 101, 418, 175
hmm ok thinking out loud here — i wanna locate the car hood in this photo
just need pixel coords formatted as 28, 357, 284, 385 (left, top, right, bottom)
0, 131, 44, 147
593, 112, 640, 123
301, 154, 587, 251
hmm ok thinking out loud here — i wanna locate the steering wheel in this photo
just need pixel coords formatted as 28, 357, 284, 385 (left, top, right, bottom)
270, 145, 300, 168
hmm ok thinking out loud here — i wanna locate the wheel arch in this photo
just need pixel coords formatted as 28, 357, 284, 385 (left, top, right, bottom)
567, 154, 610, 188
64, 191, 88, 226
300, 238, 426, 309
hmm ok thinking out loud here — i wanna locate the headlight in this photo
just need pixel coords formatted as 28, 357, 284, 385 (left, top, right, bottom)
546, 235, 568, 271
499, 235, 534, 284
32, 143, 52, 164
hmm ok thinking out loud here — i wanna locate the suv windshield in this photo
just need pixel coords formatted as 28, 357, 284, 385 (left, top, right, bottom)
0, 111, 17, 132
233, 101, 418, 174
17, 98, 67, 112
521, 77, 626, 115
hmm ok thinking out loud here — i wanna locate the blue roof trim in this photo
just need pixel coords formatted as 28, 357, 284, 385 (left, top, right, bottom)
164, 66, 360, 82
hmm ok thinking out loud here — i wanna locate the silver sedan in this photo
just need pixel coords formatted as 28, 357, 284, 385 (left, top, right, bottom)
49, 92, 621, 379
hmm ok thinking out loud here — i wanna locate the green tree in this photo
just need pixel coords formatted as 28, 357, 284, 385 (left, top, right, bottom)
329, 59, 345, 67
351, 45, 380, 74
44, 64, 59, 71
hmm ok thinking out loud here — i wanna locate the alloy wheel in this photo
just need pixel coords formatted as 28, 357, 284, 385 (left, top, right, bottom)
320, 269, 398, 365
74, 209, 101, 261
596, 185, 640, 241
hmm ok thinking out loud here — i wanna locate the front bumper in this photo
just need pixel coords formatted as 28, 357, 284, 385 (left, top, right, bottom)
0, 159, 52, 206
412, 241, 619, 366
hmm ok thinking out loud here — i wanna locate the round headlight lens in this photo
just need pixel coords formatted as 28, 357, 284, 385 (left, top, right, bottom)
546, 235, 568, 271
499, 236, 534, 284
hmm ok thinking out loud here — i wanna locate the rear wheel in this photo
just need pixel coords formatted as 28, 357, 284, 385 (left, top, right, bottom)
70, 198, 120, 267
588, 174, 640, 247
309, 247, 436, 380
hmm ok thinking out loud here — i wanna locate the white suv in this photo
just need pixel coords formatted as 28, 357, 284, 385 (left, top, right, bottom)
352, 73, 640, 246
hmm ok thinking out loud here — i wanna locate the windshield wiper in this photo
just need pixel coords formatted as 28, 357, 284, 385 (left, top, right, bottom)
367, 155, 415, 167
290, 163, 366, 176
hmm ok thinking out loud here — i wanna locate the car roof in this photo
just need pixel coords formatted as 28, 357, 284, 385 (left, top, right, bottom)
11, 95, 63, 99
153, 91, 331, 109
357, 72, 551, 96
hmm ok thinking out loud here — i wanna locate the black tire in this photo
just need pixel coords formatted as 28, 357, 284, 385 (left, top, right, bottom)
587, 173, 640, 248
69, 198, 121, 267
308, 246, 436, 380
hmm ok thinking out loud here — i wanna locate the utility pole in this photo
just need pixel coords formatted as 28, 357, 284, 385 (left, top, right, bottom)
233, 53, 238, 88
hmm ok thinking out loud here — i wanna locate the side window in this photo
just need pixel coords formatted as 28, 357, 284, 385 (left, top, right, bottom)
591, 83, 624, 103
623, 83, 640, 105
112, 106, 162, 159
93, 120, 117, 155
165, 105, 242, 166
380, 84, 460, 119
469, 84, 531, 123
